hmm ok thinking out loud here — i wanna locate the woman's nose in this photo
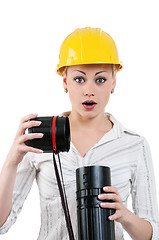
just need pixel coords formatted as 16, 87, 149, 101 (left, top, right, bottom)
83, 83, 95, 97
84, 92, 94, 97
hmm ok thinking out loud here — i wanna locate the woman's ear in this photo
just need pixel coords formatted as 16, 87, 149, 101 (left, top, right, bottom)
63, 75, 68, 90
112, 71, 117, 90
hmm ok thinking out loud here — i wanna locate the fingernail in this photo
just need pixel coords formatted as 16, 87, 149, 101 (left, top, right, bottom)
38, 133, 44, 137
100, 203, 105, 207
103, 187, 109, 191
98, 194, 104, 199
36, 121, 42, 125
38, 149, 44, 153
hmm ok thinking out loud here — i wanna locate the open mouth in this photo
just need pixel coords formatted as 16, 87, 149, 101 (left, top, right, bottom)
82, 100, 97, 109
83, 102, 95, 106
82, 100, 97, 105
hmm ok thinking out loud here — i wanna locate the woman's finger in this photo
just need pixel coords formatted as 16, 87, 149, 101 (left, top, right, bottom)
20, 113, 38, 124
23, 120, 42, 132
98, 193, 120, 202
19, 144, 43, 154
16, 116, 40, 137
108, 210, 121, 221
100, 202, 120, 210
103, 186, 119, 195
19, 132, 44, 144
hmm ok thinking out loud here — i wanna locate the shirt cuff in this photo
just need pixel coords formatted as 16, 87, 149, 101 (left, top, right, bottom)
144, 218, 159, 240
0, 209, 16, 234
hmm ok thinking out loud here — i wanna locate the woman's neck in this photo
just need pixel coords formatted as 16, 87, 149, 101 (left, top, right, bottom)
68, 111, 113, 132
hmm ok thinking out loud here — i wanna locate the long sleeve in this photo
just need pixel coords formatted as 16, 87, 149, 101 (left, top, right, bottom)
0, 153, 36, 234
131, 137, 159, 239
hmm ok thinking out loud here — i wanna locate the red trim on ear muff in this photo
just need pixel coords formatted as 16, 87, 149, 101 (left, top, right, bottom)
52, 116, 57, 154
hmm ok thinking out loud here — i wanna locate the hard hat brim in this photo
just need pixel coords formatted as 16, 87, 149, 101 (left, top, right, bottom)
56, 62, 123, 77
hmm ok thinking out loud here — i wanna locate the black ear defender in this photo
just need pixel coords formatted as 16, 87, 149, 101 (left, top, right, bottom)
28, 116, 70, 153
76, 166, 115, 240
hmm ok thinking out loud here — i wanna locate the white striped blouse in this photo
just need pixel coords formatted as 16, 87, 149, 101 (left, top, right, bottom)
0, 112, 159, 239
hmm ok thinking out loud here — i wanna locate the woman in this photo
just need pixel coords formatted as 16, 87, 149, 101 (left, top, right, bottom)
0, 27, 158, 239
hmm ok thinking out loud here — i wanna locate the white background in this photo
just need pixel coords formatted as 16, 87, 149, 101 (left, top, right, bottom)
0, 0, 159, 239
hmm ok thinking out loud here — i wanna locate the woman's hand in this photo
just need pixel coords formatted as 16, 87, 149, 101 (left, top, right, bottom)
98, 186, 129, 224
98, 186, 153, 240
6, 113, 44, 166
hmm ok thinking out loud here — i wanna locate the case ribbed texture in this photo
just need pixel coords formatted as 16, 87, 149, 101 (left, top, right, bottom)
76, 166, 115, 240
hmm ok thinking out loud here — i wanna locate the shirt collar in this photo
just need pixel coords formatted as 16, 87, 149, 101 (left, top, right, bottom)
104, 112, 139, 138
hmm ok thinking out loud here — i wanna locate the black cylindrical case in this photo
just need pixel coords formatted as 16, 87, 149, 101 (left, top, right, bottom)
76, 166, 115, 240
28, 116, 70, 153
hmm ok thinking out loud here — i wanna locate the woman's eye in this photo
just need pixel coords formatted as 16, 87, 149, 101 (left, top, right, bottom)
74, 77, 85, 83
96, 78, 106, 84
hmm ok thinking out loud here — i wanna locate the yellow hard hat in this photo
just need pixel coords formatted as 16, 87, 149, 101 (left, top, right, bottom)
56, 27, 122, 76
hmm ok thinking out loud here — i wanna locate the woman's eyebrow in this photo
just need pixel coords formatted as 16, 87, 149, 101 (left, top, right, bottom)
72, 70, 108, 75
72, 70, 86, 75
95, 71, 108, 76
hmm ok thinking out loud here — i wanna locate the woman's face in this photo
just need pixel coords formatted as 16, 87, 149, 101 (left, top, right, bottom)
63, 64, 116, 119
